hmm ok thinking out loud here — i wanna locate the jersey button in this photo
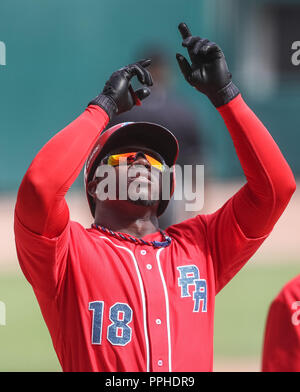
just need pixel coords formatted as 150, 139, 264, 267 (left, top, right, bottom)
156, 319, 161, 325
140, 250, 147, 255
146, 264, 152, 270
158, 360, 163, 367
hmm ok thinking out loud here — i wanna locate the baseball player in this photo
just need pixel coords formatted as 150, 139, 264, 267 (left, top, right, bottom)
262, 275, 300, 372
14, 23, 296, 372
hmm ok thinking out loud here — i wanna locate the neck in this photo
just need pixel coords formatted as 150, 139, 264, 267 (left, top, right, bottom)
94, 200, 160, 238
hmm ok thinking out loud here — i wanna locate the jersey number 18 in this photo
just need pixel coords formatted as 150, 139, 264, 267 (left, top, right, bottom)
88, 301, 133, 346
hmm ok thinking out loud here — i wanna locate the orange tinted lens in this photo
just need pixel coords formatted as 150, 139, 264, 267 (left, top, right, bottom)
144, 154, 164, 171
107, 152, 164, 171
107, 153, 134, 166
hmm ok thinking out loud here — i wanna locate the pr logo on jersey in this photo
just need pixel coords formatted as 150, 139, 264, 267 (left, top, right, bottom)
177, 265, 207, 312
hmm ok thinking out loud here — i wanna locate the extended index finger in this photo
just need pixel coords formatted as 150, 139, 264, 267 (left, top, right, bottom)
137, 58, 152, 68
178, 22, 192, 39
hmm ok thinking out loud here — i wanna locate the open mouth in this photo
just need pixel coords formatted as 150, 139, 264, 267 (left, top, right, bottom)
128, 165, 153, 182
133, 176, 151, 183
127, 175, 153, 187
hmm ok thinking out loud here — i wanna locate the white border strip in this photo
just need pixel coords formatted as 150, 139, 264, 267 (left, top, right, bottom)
156, 248, 172, 372
99, 236, 150, 372
0, 301, 6, 326
0, 41, 6, 66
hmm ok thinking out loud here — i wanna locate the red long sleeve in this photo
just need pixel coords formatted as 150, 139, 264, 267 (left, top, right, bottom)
262, 275, 300, 372
217, 94, 296, 238
15, 105, 109, 238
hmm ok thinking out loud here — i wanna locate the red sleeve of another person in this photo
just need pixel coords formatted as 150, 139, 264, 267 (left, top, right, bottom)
262, 276, 300, 372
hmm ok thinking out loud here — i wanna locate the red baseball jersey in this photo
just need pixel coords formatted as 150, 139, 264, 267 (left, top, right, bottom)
262, 275, 300, 372
14, 95, 296, 372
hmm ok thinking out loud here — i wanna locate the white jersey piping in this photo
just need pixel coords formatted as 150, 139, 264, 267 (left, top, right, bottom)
99, 236, 150, 372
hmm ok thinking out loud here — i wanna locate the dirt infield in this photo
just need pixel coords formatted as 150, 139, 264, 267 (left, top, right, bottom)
1, 180, 299, 270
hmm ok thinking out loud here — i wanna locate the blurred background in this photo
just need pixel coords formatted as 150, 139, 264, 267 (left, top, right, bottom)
0, 0, 299, 371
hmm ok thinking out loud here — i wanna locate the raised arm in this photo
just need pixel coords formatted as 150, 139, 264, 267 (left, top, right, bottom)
217, 94, 295, 238
15, 105, 109, 237
15, 60, 153, 239
176, 22, 295, 237
176, 23, 296, 291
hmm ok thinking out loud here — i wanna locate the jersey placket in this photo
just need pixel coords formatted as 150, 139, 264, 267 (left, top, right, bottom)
134, 246, 171, 372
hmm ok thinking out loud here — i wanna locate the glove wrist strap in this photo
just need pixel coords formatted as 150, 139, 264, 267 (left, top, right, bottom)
88, 94, 117, 120
209, 82, 240, 108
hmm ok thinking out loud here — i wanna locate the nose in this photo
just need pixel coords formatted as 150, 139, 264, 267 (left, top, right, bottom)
131, 152, 151, 169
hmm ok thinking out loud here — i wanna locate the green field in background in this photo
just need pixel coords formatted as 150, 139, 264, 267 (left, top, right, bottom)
0, 271, 61, 372
214, 261, 299, 358
0, 262, 299, 371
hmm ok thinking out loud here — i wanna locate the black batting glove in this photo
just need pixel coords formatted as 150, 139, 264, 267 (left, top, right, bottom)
176, 23, 239, 107
88, 59, 153, 120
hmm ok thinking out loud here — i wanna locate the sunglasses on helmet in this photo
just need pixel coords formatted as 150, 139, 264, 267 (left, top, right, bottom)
102, 151, 166, 172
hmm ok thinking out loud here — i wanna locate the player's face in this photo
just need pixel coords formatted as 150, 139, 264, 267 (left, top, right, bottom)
94, 146, 163, 206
